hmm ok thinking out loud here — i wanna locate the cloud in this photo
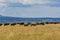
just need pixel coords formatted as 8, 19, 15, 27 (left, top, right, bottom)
0, 0, 60, 7
0, 0, 60, 18
7, 0, 46, 4
0, 0, 50, 7
0, 0, 5, 2
19, 0, 47, 4
0, 0, 50, 4
7, 3, 33, 7
1, 5, 60, 18
3, 0, 59, 7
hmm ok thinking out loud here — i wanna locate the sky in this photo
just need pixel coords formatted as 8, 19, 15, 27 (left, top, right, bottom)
0, 0, 60, 18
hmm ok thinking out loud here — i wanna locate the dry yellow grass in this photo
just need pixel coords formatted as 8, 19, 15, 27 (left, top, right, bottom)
0, 24, 60, 40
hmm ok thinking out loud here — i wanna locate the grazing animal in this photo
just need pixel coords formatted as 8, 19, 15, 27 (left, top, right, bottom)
48, 22, 56, 24
20, 23, 24, 25
0, 24, 2, 26
56, 22, 60, 24
50, 22, 54, 24
24, 24, 29, 26
16, 23, 20, 24
53, 22, 60, 24
52, 22, 57, 24
36, 23, 40, 25
30, 22, 37, 26
11, 23, 16, 26
31, 24, 36, 26
45, 22, 49, 24
40, 23, 45, 25
45, 22, 60, 24
4, 23, 10, 26
45, 22, 53, 24
24, 23, 30, 26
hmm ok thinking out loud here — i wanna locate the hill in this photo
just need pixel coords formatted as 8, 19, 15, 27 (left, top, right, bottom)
0, 15, 60, 24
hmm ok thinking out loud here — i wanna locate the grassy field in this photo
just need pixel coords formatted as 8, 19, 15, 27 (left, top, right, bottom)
0, 24, 60, 40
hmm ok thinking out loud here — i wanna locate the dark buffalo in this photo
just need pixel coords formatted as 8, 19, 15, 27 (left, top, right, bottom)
0, 24, 2, 26
36, 23, 40, 25
4, 23, 10, 26
30, 22, 37, 26
24, 24, 29, 26
40, 23, 45, 25
45, 22, 49, 24
19, 23, 24, 25
31, 24, 36, 26
11, 23, 16, 26
24, 23, 30, 26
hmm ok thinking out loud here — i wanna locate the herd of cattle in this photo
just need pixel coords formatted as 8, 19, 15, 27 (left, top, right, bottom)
0, 22, 60, 26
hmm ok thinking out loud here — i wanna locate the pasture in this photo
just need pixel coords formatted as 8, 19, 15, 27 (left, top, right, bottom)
0, 24, 60, 40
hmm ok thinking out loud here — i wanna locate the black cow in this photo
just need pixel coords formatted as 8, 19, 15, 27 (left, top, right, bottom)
11, 23, 16, 26
30, 23, 37, 26
0, 24, 2, 26
45, 22, 49, 24
45, 22, 59, 24
24, 23, 30, 26
36, 23, 40, 25
19, 23, 24, 25
24, 24, 29, 26
31, 24, 36, 26
4, 23, 10, 26
40, 23, 45, 25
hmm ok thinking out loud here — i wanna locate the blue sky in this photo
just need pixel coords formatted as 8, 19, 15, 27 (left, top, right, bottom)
0, 0, 60, 18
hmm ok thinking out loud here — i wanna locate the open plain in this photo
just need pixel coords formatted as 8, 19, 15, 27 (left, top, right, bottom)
0, 24, 60, 40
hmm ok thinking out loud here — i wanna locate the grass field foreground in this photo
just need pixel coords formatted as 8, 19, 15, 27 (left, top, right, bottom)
0, 24, 60, 40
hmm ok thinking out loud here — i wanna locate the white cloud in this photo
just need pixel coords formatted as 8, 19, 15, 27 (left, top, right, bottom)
0, 0, 7, 3
0, 0, 4, 2
0, 0, 60, 18
0, 0, 59, 5
0, 0, 7, 6
18, 0, 50, 4
1, 5, 60, 18
1, 0, 50, 5
0, 3, 6, 6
